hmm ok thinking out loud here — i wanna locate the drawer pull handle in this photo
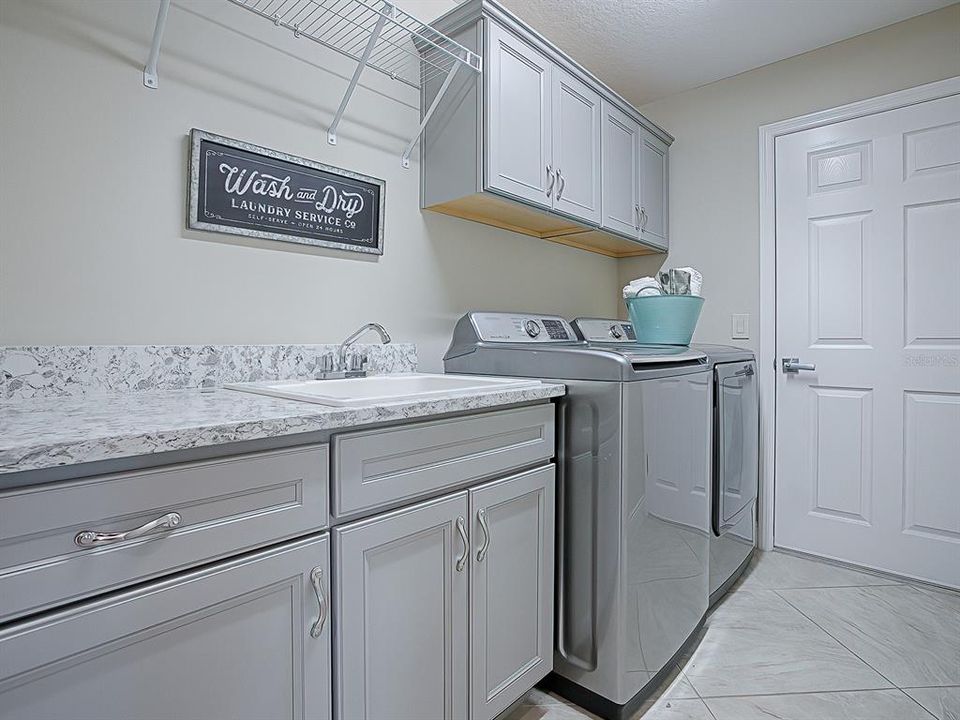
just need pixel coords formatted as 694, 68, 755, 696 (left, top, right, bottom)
476, 509, 490, 562
456, 516, 469, 572
75, 512, 182, 547
309, 566, 328, 638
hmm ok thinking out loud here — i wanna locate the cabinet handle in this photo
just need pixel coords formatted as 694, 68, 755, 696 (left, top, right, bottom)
476, 509, 490, 562
556, 169, 565, 200
634, 203, 641, 230
75, 512, 181, 547
640, 206, 648, 230
309, 566, 328, 638
456, 516, 469, 572
545, 165, 555, 198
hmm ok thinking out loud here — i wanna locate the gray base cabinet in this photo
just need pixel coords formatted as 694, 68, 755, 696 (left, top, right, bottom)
470, 466, 555, 720
0, 533, 332, 720
334, 465, 555, 720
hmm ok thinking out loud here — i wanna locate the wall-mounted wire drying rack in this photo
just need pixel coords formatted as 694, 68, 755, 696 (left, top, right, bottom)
143, 0, 482, 168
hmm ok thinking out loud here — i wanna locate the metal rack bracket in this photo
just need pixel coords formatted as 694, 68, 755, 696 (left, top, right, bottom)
327, 3, 392, 146
143, 0, 171, 89
401, 59, 461, 168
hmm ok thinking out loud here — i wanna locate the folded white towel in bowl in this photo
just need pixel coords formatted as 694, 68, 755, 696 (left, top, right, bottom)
623, 276, 663, 298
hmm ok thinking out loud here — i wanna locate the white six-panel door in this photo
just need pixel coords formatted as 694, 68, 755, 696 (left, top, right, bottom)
774, 94, 960, 588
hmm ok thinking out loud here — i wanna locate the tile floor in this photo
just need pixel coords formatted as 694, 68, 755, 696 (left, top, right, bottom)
506, 550, 960, 720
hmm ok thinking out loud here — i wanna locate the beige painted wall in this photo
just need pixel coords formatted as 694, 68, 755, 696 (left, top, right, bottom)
620, 4, 960, 352
0, 0, 619, 370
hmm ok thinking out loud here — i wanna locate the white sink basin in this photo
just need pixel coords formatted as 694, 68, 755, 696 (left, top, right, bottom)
224, 373, 542, 407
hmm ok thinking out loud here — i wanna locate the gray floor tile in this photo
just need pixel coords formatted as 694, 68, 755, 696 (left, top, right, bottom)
739, 551, 898, 590
633, 698, 715, 720
706, 587, 811, 630
504, 699, 600, 720
903, 686, 960, 720
778, 585, 960, 687
705, 689, 934, 720
681, 622, 891, 697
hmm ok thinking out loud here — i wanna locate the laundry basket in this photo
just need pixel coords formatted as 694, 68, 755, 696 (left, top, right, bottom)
624, 295, 705, 345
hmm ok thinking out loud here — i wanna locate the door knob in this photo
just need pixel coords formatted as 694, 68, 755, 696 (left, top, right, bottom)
782, 357, 816, 373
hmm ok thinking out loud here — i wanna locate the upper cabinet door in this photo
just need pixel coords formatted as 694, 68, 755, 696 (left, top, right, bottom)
600, 100, 640, 239
640, 130, 669, 249
485, 21, 553, 208
334, 492, 469, 720
552, 68, 602, 224
470, 466, 555, 720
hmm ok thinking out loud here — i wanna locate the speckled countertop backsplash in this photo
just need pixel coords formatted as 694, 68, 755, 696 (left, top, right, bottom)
0, 344, 418, 402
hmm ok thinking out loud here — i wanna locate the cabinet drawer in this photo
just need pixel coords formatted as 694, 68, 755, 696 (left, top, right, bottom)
0, 444, 328, 624
332, 404, 554, 519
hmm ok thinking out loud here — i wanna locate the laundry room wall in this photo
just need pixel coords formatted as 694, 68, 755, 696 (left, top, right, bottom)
618, 4, 960, 351
0, 0, 619, 371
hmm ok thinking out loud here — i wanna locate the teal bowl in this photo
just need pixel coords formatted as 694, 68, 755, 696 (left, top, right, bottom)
624, 295, 705, 345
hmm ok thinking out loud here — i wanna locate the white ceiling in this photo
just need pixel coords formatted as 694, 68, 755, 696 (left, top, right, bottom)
497, 0, 956, 105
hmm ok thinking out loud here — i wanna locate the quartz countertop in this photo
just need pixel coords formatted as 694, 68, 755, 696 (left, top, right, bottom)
0, 382, 564, 478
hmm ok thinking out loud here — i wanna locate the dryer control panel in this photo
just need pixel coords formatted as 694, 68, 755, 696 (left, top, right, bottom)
573, 318, 637, 343
470, 313, 576, 343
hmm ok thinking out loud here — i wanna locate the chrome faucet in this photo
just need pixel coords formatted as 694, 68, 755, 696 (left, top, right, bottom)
335, 322, 391, 374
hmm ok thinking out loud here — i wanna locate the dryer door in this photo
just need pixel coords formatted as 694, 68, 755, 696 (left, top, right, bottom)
714, 360, 759, 534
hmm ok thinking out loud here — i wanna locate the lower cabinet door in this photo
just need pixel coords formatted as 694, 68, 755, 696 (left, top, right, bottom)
470, 465, 555, 720
0, 534, 332, 720
334, 492, 470, 720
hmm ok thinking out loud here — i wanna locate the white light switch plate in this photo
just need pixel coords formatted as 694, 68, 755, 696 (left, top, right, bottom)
731, 313, 750, 339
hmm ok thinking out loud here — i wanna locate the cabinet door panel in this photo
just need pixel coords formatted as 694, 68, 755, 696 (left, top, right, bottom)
470, 466, 555, 720
601, 101, 640, 238
0, 535, 331, 720
640, 131, 669, 248
335, 493, 469, 720
552, 69, 602, 224
485, 21, 552, 207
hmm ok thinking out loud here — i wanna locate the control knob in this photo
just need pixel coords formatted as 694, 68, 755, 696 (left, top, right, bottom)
524, 320, 541, 338
609, 324, 623, 340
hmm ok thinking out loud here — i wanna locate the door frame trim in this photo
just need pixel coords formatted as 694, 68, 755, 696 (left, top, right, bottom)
756, 75, 960, 551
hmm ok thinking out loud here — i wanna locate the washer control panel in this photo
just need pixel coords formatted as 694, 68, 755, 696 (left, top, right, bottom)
573, 318, 636, 343
471, 313, 576, 342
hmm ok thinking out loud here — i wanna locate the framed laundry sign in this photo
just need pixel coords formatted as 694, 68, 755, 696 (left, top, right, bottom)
188, 129, 385, 255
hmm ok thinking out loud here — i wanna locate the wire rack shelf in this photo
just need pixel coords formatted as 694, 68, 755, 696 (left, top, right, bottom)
142, 0, 482, 167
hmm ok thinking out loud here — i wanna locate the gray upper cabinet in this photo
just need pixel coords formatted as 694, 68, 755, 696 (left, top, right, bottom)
485, 21, 553, 208
640, 129, 669, 249
0, 534, 332, 720
552, 69, 602, 225
601, 100, 641, 239
422, 0, 672, 258
334, 492, 469, 720
470, 466, 555, 720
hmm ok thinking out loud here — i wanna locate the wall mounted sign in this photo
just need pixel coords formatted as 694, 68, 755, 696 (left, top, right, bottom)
188, 129, 385, 255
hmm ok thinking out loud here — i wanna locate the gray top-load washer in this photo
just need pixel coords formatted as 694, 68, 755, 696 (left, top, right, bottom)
445, 312, 713, 720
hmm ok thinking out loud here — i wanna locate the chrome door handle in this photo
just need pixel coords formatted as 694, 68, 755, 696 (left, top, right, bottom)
545, 165, 555, 198
476, 509, 490, 562
556, 169, 565, 200
75, 512, 181, 547
309, 566, 328, 638
734, 364, 754, 377
456, 516, 469, 572
782, 357, 816, 373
